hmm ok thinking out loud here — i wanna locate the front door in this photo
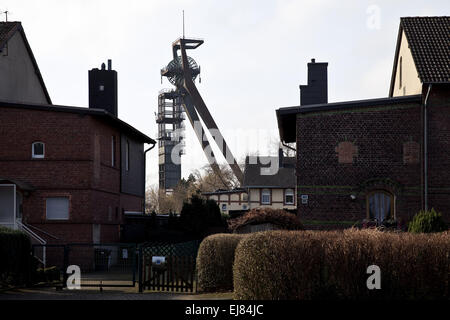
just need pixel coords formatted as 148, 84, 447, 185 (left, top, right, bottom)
368, 191, 394, 223
0, 185, 16, 229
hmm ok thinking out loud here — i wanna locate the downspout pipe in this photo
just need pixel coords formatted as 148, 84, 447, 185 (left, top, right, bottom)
423, 84, 432, 211
143, 141, 157, 214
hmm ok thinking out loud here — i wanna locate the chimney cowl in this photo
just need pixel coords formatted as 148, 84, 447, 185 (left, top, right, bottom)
311, 58, 316, 63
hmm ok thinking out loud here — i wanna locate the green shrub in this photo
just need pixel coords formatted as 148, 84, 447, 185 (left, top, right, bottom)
408, 208, 448, 233
0, 227, 32, 287
233, 229, 450, 300
179, 195, 223, 237
228, 208, 303, 232
196, 233, 246, 292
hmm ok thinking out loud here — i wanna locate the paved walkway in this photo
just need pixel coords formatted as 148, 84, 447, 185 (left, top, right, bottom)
0, 287, 232, 300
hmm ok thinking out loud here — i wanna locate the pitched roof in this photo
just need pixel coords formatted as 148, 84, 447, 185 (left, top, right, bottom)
0, 100, 156, 144
389, 17, 450, 95
243, 156, 295, 188
0, 22, 52, 104
0, 21, 18, 46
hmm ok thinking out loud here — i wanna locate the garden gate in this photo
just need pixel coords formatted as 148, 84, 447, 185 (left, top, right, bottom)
138, 240, 200, 293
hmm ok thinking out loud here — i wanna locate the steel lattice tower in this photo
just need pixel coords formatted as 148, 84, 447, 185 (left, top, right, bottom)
156, 89, 185, 193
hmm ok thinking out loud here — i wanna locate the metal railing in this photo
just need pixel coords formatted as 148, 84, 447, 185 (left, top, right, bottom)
16, 220, 47, 267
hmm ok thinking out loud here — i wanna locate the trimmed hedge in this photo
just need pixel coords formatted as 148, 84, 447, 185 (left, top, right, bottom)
408, 208, 448, 233
0, 227, 32, 287
233, 230, 450, 300
228, 208, 303, 232
196, 233, 246, 292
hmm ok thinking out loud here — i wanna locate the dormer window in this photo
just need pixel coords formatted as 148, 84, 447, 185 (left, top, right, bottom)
32, 142, 45, 159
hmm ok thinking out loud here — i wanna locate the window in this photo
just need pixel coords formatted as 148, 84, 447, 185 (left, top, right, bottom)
32, 142, 45, 159
261, 189, 271, 205
367, 191, 394, 223
93, 224, 101, 243
111, 136, 115, 167
221, 204, 227, 212
125, 140, 130, 171
285, 189, 295, 205
46, 197, 69, 220
399, 56, 402, 89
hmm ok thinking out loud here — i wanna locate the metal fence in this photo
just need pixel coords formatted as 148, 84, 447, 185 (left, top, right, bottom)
31, 240, 200, 292
32, 243, 138, 289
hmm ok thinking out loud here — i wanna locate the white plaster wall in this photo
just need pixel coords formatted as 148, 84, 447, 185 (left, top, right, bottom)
392, 30, 422, 97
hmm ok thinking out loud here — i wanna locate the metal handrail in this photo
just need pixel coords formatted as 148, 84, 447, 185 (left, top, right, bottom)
16, 220, 46, 266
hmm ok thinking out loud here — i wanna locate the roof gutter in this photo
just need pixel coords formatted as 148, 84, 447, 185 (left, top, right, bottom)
423, 84, 432, 211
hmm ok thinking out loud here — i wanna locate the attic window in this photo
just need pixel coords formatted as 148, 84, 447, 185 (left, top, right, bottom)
32, 142, 45, 159
399, 56, 402, 89
1, 43, 8, 56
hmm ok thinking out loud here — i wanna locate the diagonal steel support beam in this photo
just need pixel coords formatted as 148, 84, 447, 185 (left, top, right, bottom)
181, 92, 231, 189
177, 39, 244, 184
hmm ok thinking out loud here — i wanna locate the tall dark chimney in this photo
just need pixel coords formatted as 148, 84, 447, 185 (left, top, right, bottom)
89, 60, 118, 117
299, 58, 328, 106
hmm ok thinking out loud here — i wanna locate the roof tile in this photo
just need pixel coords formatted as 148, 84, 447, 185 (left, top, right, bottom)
401, 17, 450, 83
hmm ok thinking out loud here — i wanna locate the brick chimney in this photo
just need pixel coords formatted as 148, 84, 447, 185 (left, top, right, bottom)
299, 58, 328, 106
89, 59, 118, 117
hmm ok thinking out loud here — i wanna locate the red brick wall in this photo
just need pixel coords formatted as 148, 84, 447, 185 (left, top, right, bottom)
427, 85, 450, 216
296, 100, 424, 223
0, 106, 146, 243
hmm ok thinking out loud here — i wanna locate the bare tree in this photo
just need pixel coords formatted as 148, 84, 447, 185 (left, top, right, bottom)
268, 136, 296, 157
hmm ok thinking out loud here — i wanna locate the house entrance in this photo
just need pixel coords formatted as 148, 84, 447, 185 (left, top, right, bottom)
367, 191, 395, 223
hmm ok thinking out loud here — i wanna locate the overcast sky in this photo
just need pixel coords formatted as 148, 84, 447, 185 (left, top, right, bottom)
1, 0, 449, 188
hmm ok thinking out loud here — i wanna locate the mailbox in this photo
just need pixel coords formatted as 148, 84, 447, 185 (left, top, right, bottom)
152, 256, 166, 268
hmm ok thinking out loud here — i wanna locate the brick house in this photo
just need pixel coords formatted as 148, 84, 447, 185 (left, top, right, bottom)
276, 17, 450, 226
0, 22, 156, 244
204, 149, 297, 216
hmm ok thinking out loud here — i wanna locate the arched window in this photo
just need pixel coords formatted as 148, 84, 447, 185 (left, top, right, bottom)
32, 142, 45, 159
261, 189, 271, 205
285, 189, 295, 205
367, 191, 395, 223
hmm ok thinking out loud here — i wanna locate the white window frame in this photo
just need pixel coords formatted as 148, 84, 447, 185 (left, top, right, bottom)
46, 197, 69, 221
285, 189, 295, 205
32, 142, 45, 159
261, 189, 271, 205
